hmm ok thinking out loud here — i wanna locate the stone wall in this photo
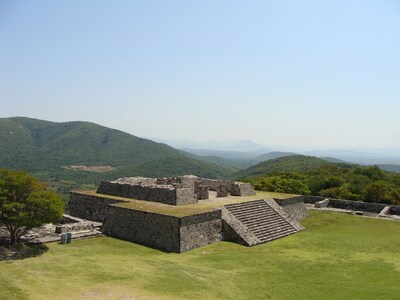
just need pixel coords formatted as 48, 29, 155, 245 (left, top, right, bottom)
199, 178, 255, 196
328, 199, 387, 213
97, 181, 197, 205
96, 176, 255, 204
102, 205, 222, 253
66, 192, 127, 222
102, 205, 181, 252
389, 205, 400, 215
303, 195, 325, 204
179, 211, 222, 252
275, 196, 308, 221
305, 195, 400, 216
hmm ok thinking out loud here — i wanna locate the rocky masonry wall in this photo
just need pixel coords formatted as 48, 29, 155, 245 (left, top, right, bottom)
199, 179, 255, 196
275, 196, 308, 221
179, 211, 222, 252
102, 205, 222, 253
97, 182, 176, 204
102, 205, 181, 252
305, 196, 400, 215
66, 192, 127, 222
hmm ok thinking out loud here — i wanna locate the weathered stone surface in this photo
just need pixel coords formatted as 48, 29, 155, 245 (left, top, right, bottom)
314, 198, 330, 208
102, 205, 222, 253
222, 199, 304, 246
230, 182, 256, 196
216, 185, 228, 197
96, 175, 255, 205
195, 185, 209, 200
66, 192, 126, 222
175, 188, 197, 205
97, 181, 180, 205
304, 196, 325, 204
379, 206, 391, 218
273, 197, 308, 221
102, 205, 181, 252
221, 206, 260, 246
179, 211, 222, 252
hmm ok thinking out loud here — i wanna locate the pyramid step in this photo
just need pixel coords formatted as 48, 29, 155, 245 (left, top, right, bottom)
251, 221, 294, 231
239, 213, 282, 222
227, 203, 268, 211
258, 228, 297, 238
243, 215, 288, 225
227, 206, 271, 214
252, 225, 296, 235
245, 219, 291, 229
258, 231, 296, 243
255, 227, 297, 239
232, 211, 278, 220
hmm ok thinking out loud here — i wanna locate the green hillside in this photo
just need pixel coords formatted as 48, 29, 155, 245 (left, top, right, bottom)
234, 155, 348, 178
235, 155, 400, 205
0, 117, 235, 198
253, 151, 295, 162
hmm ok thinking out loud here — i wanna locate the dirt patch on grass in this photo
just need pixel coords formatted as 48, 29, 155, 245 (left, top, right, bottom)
62, 164, 117, 172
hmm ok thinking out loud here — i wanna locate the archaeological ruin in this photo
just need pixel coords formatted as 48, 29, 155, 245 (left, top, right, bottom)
66, 175, 308, 253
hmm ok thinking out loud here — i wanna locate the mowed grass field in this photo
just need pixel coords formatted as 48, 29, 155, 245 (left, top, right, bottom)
1, 210, 400, 300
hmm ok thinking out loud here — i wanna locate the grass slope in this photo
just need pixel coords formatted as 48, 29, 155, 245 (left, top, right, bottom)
1, 210, 400, 299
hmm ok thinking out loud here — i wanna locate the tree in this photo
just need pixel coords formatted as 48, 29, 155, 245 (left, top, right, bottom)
0, 169, 64, 245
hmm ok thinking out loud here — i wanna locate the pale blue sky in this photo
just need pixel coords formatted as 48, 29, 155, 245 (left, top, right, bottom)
1, 1, 399, 148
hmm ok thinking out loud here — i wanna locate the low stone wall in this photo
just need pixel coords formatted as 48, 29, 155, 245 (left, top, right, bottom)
230, 182, 256, 196
304, 195, 325, 204
66, 192, 127, 222
179, 211, 222, 252
102, 206, 222, 253
175, 188, 197, 205
274, 196, 308, 221
97, 181, 197, 205
329, 199, 387, 214
389, 205, 400, 215
305, 195, 400, 216
199, 179, 255, 196
102, 206, 181, 252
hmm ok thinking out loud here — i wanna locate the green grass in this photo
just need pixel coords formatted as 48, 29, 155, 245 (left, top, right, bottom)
1, 210, 400, 299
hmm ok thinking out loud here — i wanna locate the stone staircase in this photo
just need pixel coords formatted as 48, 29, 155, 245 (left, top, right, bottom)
222, 199, 304, 246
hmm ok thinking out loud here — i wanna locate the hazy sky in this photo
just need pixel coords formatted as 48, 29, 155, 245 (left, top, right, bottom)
1, 1, 399, 148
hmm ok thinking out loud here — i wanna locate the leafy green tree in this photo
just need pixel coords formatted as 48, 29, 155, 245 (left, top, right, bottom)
320, 186, 359, 200
363, 181, 393, 204
0, 169, 64, 245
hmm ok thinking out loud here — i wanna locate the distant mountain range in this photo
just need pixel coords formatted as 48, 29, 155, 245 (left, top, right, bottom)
154, 138, 269, 153
303, 149, 400, 165
233, 155, 354, 178
183, 147, 400, 172
0, 117, 236, 197
1, 117, 399, 201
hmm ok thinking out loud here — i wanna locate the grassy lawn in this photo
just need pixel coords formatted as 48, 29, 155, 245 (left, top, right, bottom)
1, 210, 400, 299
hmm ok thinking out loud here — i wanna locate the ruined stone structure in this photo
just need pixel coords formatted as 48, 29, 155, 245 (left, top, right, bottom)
96, 175, 256, 205
305, 196, 400, 218
67, 175, 307, 253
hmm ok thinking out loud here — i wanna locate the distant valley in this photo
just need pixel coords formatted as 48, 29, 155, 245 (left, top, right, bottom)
1, 117, 400, 203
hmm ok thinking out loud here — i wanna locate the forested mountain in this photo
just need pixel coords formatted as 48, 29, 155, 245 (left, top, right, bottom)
235, 155, 400, 205
234, 155, 353, 178
0, 117, 236, 198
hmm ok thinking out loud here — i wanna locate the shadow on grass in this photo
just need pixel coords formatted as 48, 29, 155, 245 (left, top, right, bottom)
0, 242, 49, 261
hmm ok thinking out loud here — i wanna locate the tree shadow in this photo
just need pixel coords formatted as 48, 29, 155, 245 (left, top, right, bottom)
0, 240, 49, 261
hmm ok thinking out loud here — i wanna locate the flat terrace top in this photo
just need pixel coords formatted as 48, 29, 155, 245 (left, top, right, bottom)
75, 190, 300, 217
